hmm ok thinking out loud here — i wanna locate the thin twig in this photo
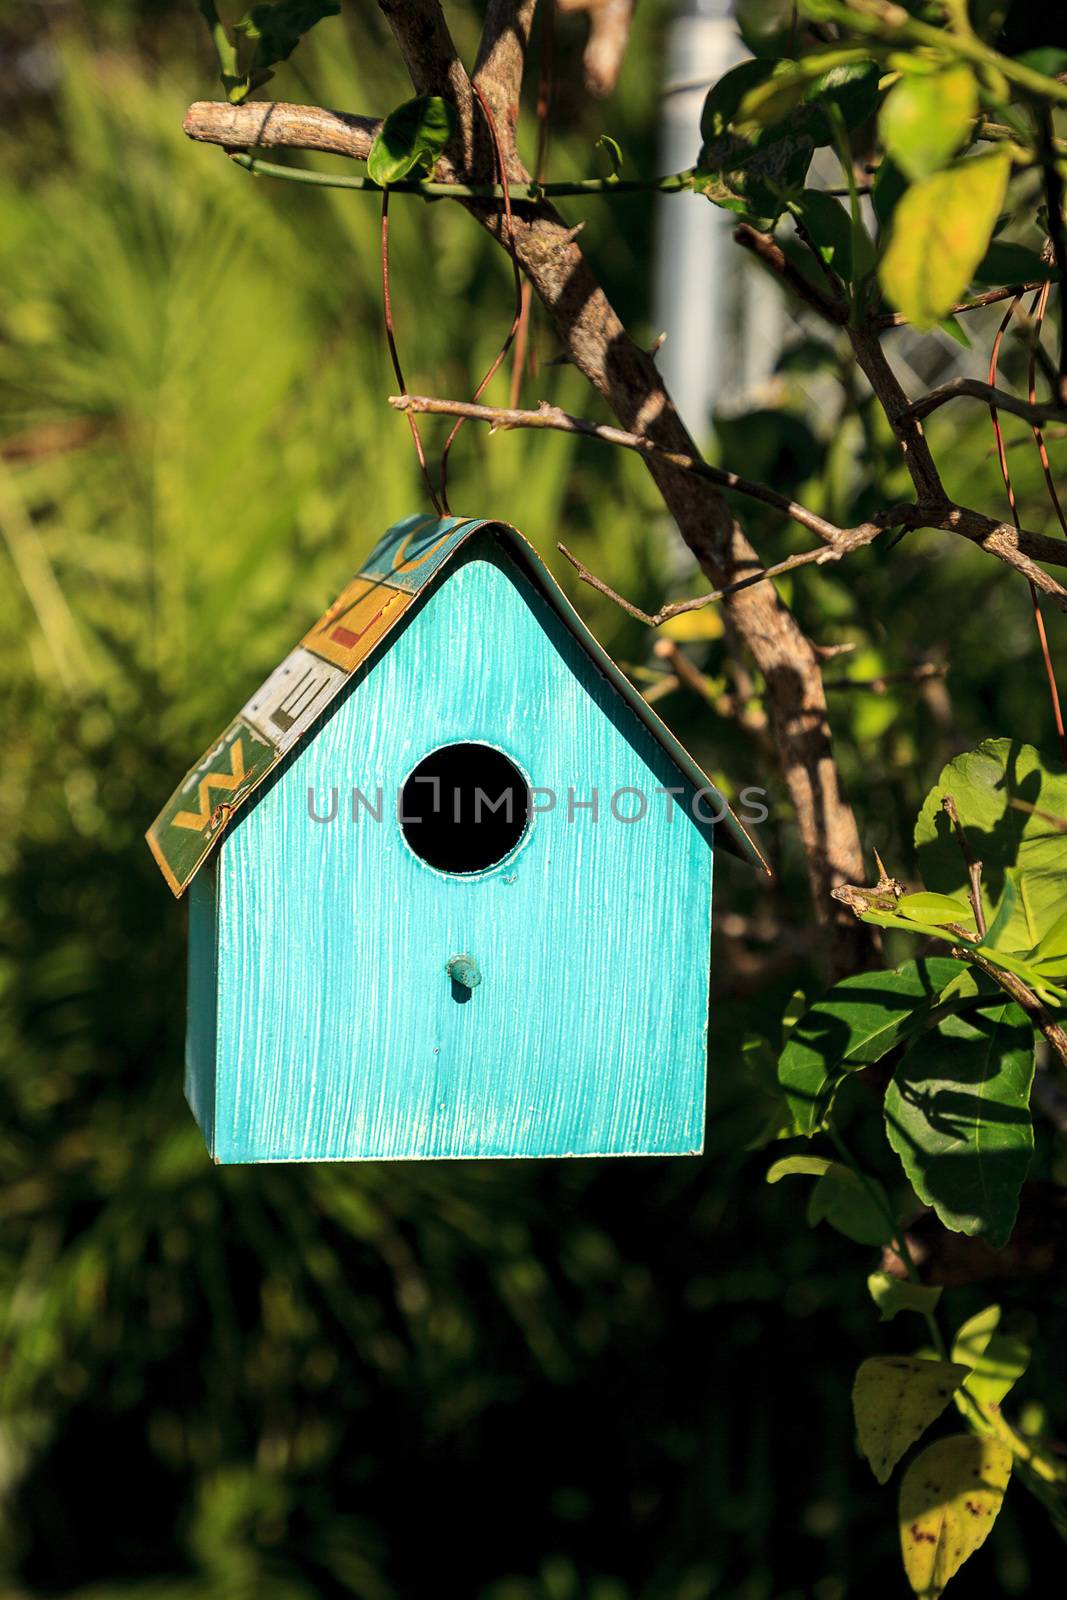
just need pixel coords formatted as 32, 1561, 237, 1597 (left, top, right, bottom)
873, 283, 1050, 330
380, 190, 443, 514
986, 290, 1067, 761
824, 662, 948, 693
556, 533, 881, 625
942, 793, 987, 938
438, 83, 523, 512
1038, 109, 1067, 407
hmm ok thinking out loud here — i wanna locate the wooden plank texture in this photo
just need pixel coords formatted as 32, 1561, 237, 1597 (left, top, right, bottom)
203, 535, 714, 1161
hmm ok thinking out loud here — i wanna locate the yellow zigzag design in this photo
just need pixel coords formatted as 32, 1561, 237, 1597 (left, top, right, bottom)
172, 740, 247, 832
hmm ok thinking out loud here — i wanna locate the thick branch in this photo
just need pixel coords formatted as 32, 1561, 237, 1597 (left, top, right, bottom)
473, 0, 539, 150
900, 377, 1067, 427
183, 99, 381, 160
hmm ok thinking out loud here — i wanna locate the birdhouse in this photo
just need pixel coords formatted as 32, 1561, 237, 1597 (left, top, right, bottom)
147, 515, 765, 1162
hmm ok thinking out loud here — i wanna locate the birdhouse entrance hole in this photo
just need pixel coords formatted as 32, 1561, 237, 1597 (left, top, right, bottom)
400, 742, 530, 874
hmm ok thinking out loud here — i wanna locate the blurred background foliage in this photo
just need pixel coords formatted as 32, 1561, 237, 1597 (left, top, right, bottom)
1, 1, 1066, 1596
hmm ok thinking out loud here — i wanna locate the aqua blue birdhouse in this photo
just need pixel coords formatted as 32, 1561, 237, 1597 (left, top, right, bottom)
147, 515, 765, 1162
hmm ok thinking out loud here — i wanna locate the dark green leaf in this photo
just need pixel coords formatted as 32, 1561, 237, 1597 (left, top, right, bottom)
872, 157, 907, 229
915, 739, 1067, 949
367, 96, 458, 186
235, 0, 340, 69
884, 1002, 1035, 1249
792, 188, 873, 282
778, 958, 968, 1134
972, 240, 1056, 287
700, 59, 779, 144
1014, 47, 1067, 77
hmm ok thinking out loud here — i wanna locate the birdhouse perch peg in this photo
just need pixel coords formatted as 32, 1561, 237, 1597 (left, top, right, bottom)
146, 515, 766, 1163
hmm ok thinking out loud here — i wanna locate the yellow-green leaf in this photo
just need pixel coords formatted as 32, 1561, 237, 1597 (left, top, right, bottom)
899, 1435, 1012, 1597
878, 65, 978, 181
867, 1271, 943, 1323
879, 151, 1011, 330
853, 1356, 970, 1484
952, 1305, 1030, 1407
896, 893, 974, 928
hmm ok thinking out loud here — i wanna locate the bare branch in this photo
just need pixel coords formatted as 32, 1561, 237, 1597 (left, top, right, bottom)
900, 377, 1067, 427
183, 99, 381, 160
734, 222, 848, 325
556, 529, 883, 626
824, 662, 948, 693
389, 394, 887, 545
872, 282, 1050, 330
389, 394, 1067, 602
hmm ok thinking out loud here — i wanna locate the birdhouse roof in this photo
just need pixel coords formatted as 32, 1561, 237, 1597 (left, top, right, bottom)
146, 515, 768, 895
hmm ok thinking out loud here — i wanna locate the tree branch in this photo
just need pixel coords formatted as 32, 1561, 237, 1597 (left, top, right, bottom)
556, 528, 884, 625
872, 282, 1051, 330
389, 394, 889, 545
900, 377, 1067, 427
389, 394, 1067, 604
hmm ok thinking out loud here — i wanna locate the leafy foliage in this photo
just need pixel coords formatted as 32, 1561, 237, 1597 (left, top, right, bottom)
367, 95, 458, 185
884, 1001, 1036, 1250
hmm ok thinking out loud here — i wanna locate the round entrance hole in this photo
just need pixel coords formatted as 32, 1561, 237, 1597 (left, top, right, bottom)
400, 743, 530, 874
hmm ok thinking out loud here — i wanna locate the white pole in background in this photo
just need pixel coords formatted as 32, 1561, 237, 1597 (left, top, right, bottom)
652, 0, 746, 442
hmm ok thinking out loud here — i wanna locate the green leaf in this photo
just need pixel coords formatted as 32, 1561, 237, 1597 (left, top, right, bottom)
766, 1154, 832, 1183
1031, 905, 1067, 972
938, 314, 972, 349
899, 1436, 1011, 1598
972, 240, 1056, 287
872, 157, 907, 229
896, 892, 974, 928
952, 1305, 1030, 1406
867, 1271, 943, 1323
853, 1356, 970, 1484
693, 56, 878, 225
595, 135, 623, 179
734, 50, 876, 131
235, 0, 340, 68
806, 1164, 894, 1245
915, 740, 1067, 950
879, 150, 1012, 330
884, 1001, 1036, 1249
1014, 47, 1067, 78
792, 188, 874, 281
878, 64, 978, 181
367, 96, 457, 186
778, 958, 968, 1134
